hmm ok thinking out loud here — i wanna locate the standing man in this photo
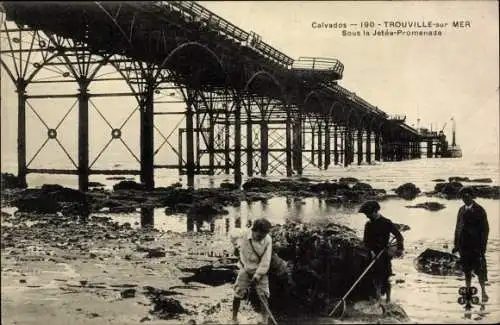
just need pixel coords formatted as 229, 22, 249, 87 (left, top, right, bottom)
452, 187, 489, 303
359, 200, 404, 303
231, 218, 273, 324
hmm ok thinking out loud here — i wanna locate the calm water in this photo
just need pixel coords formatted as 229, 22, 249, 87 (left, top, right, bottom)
1, 155, 499, 323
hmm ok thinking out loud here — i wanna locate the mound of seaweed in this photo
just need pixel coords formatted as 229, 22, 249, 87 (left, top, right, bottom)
268, 222, 376, 316
414, 248, 462, 276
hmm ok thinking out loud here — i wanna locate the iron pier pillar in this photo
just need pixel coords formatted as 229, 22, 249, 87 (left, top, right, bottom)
318, 124, 323, 168
185, 100, 195, 188
78, 78, 90, 192
140, 83, 155, 190
260, 121, 269, 176
311, 127, 315, 166
16, 78, 27, 188
234, 98, 242, 185
285, 109, 292, 177
357, 128, 363, 165
333, 124, 339, 165
324, 122, 331, 170
340, 129, 344, 165
344, 128, 351, 167
375, 132, 381, 161
246, 115, 253, 177
366, 129, 372, 164
293, 117, 303, 175
224, 109, 230, 175
208, 111, 215, 176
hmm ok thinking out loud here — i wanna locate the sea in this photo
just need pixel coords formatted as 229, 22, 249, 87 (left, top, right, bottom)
1, 153, 499, 324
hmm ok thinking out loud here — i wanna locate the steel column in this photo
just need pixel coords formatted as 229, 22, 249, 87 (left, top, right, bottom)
246, 115, 253, 177
324, 122, 330, 170
318, 124, 323, 168
375, 132, 381, 161
344, 129, 350, 167
208, 110, 215, 175
286, 108, 292, 177
140, 83, 155, 190
340, 129, 344, 165
16, 78, 27, 188
186, 100, 195, 188
293, 116, 303, 175
366, 129, 371, 164
311, 127, 315, 166
333, 124, 338, 166
234, 99, 242, 185
78, 78, 90, 192
224, 109, 230, 174
357, 128, 363, 165
260, 121, 268, 176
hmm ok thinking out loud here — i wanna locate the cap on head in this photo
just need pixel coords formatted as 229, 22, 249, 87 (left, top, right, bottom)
252, 218, 272, 234
459, 186, 474, 197
358, 200, 381, 214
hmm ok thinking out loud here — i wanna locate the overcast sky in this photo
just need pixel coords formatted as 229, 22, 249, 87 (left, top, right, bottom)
199, 1, 499, 157
1, 1, 499, 169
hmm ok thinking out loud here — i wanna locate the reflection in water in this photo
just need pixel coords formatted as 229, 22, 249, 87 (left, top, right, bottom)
127, 198, 360, 236
141, 206, 154, 228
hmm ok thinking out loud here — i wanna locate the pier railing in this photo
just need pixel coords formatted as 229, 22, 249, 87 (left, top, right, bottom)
389, 115, 407, 123
292, 57, 344, 79
164, 1, 294, 67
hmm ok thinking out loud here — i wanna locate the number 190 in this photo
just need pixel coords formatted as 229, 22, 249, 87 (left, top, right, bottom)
361, 21, 375, 28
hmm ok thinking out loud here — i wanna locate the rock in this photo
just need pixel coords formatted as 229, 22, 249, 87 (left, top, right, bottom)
268, 222, 377, 316
437, 181, 463, 197
449, 177, 470, 182
309, 182, 349, 194
137, 246, 167, 258
470, 178, 493, 183
339, 177, 359, 183
468, 185, 500, 199
187, 199, 228, 218
405, 202, 446, 211
14, 192, 60, 213
109, 206, 137, 213
414, 248, 462, 276
352, 182, 373, 191
179, 257, 239, 286
1, 173, 26, 189
219, 182, 239, 190
88, 182, 105, 187
143, 286, 187, 319
106, 176, 127, 180
40, 184, 87, 203
394, 183, 420, 200
432, 178, 446, 182
245, 192, 271, 202
242, 178, 275, 191
120, 288, 136, 298
380, 303, 409, 321
113, 181, 146, 191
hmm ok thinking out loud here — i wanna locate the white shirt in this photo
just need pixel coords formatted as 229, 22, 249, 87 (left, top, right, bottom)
230, 228, 272, 276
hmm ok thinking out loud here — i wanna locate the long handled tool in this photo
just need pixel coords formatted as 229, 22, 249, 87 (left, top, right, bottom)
256, 291, 279, 325
328, 238, 397, 318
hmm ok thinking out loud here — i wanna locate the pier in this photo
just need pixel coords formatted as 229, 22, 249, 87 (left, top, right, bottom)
0, 1, 447, 190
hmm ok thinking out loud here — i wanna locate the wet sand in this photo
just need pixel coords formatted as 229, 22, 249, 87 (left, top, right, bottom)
1, 209, 410, 325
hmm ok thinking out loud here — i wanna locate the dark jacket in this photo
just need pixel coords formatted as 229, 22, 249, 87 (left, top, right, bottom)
363, 215, 404, 254
454, 201, 489, 254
